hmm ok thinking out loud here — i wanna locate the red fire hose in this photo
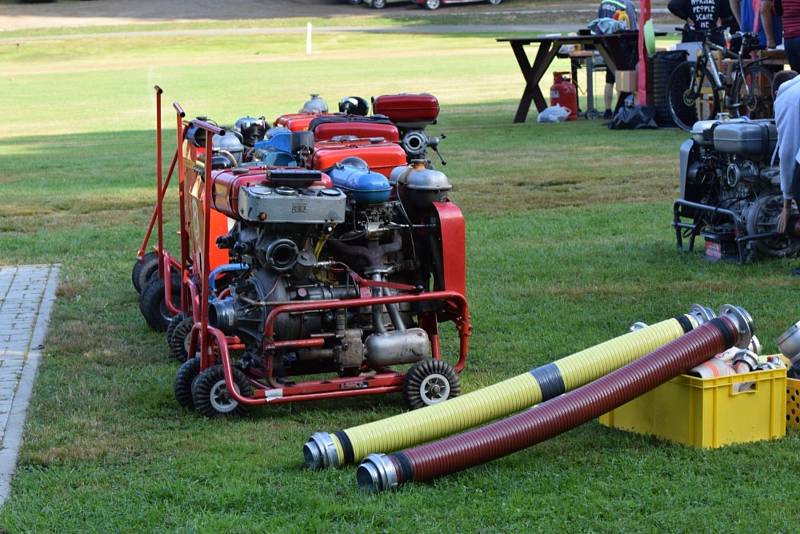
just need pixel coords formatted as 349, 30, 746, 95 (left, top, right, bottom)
357, 305, 752, 491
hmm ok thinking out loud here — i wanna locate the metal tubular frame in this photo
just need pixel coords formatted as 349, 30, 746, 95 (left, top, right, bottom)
673, 198, 748, 261
185, 290, 470, 405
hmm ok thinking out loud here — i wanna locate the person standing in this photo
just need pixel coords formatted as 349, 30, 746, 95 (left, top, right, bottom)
669, 0, 727, 43
597, 0, 639, 118
730, 0, 783, 48
783, 0, 800, 70
773, 71, 800, 263
668, 0, 724, 31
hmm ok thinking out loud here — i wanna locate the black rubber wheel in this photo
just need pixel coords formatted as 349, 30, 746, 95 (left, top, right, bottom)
167, 314, 194, 362
424, 0, 440, 9
131, 252, 159, 294
174, 356, 201, 409
192, 365, 253, 418
730, 64, 774, 119
403, 359, 460, 410
165, 312, 185, 348
668, 61, 720, 131
139, 274, 181, 332
745, 194, 800, 258
371, 0, 386, 7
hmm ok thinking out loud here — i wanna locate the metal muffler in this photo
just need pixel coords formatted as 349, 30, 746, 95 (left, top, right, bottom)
365, 328, 431, 368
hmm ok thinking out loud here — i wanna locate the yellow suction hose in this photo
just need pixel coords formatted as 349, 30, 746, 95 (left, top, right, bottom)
304, 307, 714, 470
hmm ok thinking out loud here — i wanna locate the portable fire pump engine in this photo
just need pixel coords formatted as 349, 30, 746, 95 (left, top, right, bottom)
673, 116, 800, 262
131, 88, 470, 416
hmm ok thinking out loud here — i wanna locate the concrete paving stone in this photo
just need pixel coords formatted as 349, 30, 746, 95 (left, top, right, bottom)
0, 264, 59, 506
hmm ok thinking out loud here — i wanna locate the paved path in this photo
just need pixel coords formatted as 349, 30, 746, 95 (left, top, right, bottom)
0, 265, 59, 507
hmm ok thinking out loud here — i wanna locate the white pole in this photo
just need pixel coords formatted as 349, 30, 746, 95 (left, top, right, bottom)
306, 22, 312, 55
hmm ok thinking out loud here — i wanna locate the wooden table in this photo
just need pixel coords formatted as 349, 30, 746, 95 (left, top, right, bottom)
497, 33, 642, 123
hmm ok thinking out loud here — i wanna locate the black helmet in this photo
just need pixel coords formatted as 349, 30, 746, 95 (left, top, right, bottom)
338, 96, 369, 116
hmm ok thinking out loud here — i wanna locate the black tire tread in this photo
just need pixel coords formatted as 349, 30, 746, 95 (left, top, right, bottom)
403, 359, 460, 410
668, 61, 720, 131
192, 365, 253, 418
168, 315, 194, 362
132, 252, 159, 294
139, 274, 180, 332
174, 356, 201, 409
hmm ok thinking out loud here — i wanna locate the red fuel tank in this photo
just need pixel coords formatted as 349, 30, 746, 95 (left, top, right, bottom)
274, 112, 328, 132
372, 94, 440, 129
312, 140, 407, 178
549, 72, 578, 121
313, 121, 400, 143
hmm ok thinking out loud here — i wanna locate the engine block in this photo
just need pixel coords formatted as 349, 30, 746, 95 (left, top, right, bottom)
674, 118, 800, 262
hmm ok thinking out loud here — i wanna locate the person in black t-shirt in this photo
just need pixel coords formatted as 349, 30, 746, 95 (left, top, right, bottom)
668, 0, 729, 40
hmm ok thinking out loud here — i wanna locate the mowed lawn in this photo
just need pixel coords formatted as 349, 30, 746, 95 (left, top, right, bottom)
1, 28, 800, 532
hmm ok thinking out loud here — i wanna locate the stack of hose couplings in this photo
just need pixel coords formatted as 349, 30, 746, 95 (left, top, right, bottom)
636, 319, 792, 391
302, 304, 770, 492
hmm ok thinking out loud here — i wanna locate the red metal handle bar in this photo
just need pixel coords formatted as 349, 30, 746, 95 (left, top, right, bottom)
172, 101, 186, 118
136, 147, 179, 258
191, 119, 225, 136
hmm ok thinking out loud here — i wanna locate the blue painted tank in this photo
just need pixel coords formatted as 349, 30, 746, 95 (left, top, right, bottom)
329, 158, 390, 204
254, 127, 293, 154
252, 127, 296, 166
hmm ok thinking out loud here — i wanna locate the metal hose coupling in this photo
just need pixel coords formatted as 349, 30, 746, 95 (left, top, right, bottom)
689, 304, 717, 325
719, 304, 754, 349
303, 432, 340, 470
356, 454, 399, 492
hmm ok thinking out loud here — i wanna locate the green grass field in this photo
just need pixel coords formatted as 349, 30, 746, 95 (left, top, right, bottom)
1, 26, 799, 532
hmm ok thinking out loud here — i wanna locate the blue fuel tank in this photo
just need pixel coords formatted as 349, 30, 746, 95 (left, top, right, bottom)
328, 158, 390, 204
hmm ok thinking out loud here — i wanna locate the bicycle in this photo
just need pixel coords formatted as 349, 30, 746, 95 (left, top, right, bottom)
667, 27, 774, 131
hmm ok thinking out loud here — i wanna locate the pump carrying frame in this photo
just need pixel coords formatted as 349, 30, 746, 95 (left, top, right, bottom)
150, 89, 472, 407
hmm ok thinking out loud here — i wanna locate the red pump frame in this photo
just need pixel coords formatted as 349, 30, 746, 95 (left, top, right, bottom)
140, 88, 471, 406
178, 116, 472, 406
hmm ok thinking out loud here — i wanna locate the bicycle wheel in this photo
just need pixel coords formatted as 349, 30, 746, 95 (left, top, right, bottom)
730, 64, 774, 119
668, 61, 721, 131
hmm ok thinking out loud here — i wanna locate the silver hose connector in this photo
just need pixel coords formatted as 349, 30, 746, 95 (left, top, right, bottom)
719, 304, 754, 349
777, 321, 800, 363
357, 454, 399, 492
303, 432, 340, 470
689, 304, 717, 325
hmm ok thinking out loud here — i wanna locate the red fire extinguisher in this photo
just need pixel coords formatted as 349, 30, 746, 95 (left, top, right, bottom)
550, 72, 578, 121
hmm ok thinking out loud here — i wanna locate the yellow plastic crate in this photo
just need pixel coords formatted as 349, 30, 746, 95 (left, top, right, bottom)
599, 368, 786, 448
787, 378, 800, 429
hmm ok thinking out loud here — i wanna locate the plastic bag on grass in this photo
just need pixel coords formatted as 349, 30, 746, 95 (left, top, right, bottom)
608, 105, 658, 129
537, 104, 571, 123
